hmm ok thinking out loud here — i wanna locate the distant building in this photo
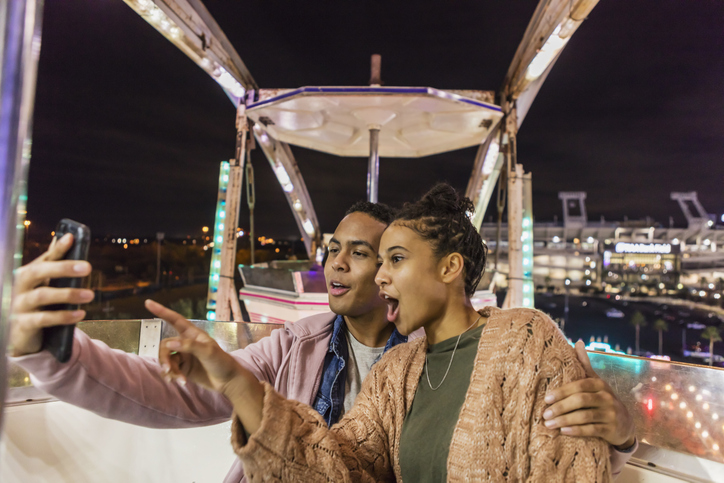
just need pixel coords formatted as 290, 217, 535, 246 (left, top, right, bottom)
481, 191, 724, 293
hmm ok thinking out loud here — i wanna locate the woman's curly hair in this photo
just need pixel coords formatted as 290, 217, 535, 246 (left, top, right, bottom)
394, 183, 487, 296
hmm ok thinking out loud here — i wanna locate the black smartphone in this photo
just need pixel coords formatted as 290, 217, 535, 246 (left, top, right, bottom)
42, 219, 91, 363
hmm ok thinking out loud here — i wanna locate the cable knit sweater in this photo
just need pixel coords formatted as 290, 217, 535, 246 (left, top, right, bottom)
232, 307, 611, 482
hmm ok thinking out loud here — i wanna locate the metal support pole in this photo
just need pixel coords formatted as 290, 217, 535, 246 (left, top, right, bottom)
494, 168, 506, 270
369, 54, 382, 86
367, 127, 380, 203
504, 162, 524, 309
216, 103, 247, 322
246, 155, 255, 266
0, 0, 45, 429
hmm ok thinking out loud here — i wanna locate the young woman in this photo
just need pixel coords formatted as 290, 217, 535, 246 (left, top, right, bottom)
147, 184, 611, 481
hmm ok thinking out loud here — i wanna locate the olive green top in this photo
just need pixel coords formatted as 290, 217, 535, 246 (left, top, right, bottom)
399, 323, 485, 482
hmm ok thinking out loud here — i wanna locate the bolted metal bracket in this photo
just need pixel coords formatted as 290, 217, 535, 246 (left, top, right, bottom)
138, 319, 163, 358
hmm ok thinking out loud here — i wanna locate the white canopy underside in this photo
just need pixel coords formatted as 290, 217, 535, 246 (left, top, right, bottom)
247, 87, 503, 158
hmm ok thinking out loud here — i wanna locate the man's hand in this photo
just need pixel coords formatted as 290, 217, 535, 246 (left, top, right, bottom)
10, 233, 94, 357
543, 340, 636, 449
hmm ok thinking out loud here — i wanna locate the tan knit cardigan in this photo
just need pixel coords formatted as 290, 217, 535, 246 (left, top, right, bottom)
232, 307, 611, 482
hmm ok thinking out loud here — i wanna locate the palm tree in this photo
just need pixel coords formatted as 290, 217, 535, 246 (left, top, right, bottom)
630, 311, 647, 354
701, 326, 722, 366
653, 318, 668, 355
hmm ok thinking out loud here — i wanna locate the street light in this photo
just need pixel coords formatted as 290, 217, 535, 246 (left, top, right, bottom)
23, 219, 30, 237
202, 226, 209, 233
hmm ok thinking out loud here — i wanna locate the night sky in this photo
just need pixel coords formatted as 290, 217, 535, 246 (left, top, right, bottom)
27, 0, 724, 240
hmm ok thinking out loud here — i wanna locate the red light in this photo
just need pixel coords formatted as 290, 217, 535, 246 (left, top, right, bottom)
647, 398, 653, 412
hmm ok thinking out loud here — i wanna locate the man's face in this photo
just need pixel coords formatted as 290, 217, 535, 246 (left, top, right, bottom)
324, 212, 387, 318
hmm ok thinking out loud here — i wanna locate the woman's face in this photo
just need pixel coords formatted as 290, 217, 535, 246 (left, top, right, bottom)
375, 223, 448, 335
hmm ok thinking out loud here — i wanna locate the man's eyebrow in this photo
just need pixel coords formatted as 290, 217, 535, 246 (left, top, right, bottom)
348, 240, 375, 251
329, 237, 341, 245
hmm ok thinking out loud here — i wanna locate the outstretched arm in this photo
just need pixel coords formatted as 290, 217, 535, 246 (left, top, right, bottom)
149, 300, 393, 482
10, 236, 229, 428
147, 299, 266, 433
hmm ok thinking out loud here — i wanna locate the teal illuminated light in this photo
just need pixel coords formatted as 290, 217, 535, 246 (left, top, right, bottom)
521, 199, 534, 307
207, 161, 232, 311
206, 310, 216, 321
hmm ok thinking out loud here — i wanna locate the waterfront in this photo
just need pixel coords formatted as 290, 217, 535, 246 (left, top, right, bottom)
517, 292, 724, 366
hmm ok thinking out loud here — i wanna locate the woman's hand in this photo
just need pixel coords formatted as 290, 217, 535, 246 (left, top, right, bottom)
10, 233, 94, 357
145, 300, 265, 433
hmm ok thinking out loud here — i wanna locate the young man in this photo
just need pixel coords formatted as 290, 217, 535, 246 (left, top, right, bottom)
10, 202, 635, 482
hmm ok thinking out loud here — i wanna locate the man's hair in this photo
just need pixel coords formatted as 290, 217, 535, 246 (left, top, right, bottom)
322, 201, 396, 267
345, 201, 396, 225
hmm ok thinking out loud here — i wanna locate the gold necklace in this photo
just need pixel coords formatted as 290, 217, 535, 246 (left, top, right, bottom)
425, 314, 482, 391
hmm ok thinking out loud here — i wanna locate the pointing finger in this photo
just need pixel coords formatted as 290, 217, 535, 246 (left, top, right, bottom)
145, 299, 198, 337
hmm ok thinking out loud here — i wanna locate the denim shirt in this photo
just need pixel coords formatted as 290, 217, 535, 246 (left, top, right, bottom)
312, 315, 408, 427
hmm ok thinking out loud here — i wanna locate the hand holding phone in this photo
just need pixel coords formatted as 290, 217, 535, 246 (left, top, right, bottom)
42, 219, 91, 362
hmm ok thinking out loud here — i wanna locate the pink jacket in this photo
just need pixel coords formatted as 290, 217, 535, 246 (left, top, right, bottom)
11, 312, 634, 481
11, 312, 340, 482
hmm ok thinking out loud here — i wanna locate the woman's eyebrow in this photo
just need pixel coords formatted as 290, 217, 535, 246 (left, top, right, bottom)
384, 245, 410, 253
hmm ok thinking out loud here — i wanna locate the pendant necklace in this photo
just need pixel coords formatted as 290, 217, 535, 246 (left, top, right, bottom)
425, 314, 483, 391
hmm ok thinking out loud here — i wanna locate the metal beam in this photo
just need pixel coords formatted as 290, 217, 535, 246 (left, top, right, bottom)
214, 104, 247, 322
465, 125, 504, 230
252, 124, 322, 260
0, 0, 44, 430
121, 0, 257, 105
501, 0, 600, 125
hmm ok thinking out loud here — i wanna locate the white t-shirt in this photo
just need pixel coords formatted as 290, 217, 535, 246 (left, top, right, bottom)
342, 328, 386, 415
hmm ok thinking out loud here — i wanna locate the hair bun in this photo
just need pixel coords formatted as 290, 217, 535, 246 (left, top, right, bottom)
418, 183, 475, 218
394, 182, 487, 297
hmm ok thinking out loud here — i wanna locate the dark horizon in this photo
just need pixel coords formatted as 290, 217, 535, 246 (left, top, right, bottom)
26, 0, 724, 239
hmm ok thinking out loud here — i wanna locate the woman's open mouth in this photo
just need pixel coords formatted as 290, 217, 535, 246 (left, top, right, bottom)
383, 294, 400, 322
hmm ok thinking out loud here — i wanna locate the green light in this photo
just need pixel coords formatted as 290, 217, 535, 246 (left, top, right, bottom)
208, 161, 231, 311
206, 310, 216, 321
